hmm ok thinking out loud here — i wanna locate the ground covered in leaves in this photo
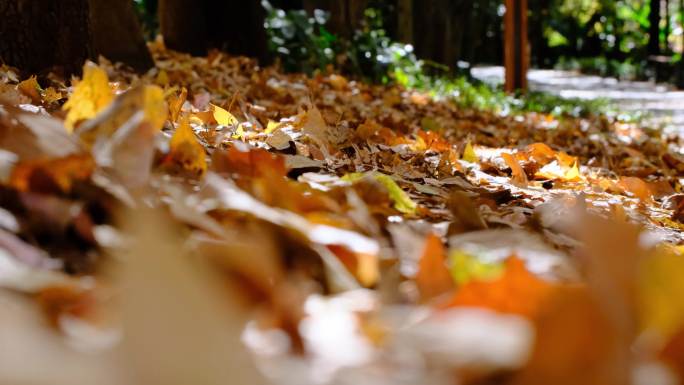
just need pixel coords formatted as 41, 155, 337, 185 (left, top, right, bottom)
3, 41, 684, 385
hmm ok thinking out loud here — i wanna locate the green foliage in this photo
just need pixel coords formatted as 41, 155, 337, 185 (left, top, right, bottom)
132, 0, 158, 40
261, 1, 614, 119
262, 1, 337, 74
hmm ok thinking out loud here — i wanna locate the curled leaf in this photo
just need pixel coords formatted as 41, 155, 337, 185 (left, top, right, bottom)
502, 152, 528, 187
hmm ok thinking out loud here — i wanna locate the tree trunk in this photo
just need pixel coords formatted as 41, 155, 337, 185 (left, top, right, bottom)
0, 0, 92, 75
649, 0, 662, 55
0, 0, 152, 75
159, 0, 270, 63
396, 0, 413, 44
89, 0, 154, 72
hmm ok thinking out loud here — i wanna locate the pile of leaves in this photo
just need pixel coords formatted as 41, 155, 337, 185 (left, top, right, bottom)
3, 40, 684, 385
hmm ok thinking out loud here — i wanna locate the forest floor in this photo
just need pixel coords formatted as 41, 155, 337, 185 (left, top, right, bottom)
473, 65, 684, 135
2, 44, 684, 385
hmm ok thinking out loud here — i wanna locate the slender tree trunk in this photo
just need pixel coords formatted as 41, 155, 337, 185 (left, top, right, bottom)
649, 0, 662, 55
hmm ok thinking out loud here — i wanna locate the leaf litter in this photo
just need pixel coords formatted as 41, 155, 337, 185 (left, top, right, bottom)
1, 41, 684, 384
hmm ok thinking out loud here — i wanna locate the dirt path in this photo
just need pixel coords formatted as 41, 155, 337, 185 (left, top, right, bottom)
472, 66, 684, 134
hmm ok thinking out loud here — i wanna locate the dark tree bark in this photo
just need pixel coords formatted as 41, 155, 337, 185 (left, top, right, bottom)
0, 0, 153, 75
412, 0, 471, 69
649, 0, 662, 55
160, 0, 270, 63
89, 0, 154, 72
0, 0, 92, 75
396, 0, 413, 44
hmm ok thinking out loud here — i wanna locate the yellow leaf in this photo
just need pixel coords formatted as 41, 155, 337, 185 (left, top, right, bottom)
411, 134, 427, 152
449, 250, 504, 285
42, 87, 63, 104
564, 161, 580, 181
168, 117, 207, 176
62, 63, 113, 132
143, 85, 168, 131
264, 120, 281, 134
232, 123, 246, 140
168, 87, 187, 123
638, 248, 684, 338
462, 141, 478, 163
212, 104, 239, 126
155, 69, 170, 86
17, 75, 41, 103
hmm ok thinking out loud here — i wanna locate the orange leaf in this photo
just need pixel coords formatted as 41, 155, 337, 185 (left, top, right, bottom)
211, 146, 286, 179
526, 142, 556, 165
502, 152, 528, 187
511, 285, 624, 385
444, 257, 552, 319
328, 245, 378, 287
619, 176, 653, 202
17, 75, 41, 103
415, 234, 454, 302
9, 154, 95, 193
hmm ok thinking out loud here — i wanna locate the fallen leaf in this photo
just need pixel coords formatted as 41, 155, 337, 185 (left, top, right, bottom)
343, 172, 417, 214
449, 250, 504, 286
62, 62, 113, 131
462, 141, 478, 163
17, 76, 42, 103
168, 87, 187, 123
444, 256, 552, 319
143, 85, 168, 131
212, 103, 239, 126
415, 234, 454, 301
502, 152, 528, 186
166, 116, 207, 176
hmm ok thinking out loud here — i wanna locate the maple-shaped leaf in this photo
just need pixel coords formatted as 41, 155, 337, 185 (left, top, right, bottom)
166, 116, 207, 176
213, 104, 239, 126
415, 234, 454, 301
42, 87, 63, 104
62, 62, 113, 132
444, 256, 552, 319
343, 172, 417, 214
17, 76, 42, 103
